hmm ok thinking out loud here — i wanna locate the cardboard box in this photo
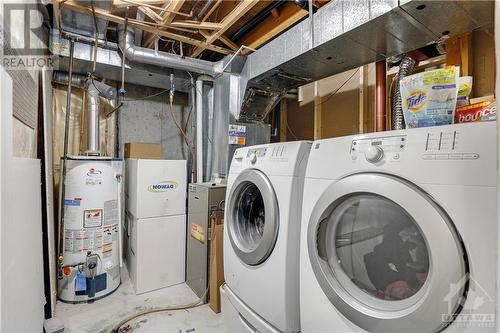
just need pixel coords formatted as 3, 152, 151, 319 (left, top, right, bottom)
124, 143, 163, 159
209, 212, 224, 313
455, 98, 496, 123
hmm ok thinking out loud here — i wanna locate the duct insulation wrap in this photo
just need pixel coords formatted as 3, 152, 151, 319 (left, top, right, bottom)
86, 83, 100, 154
196, 76, 215, 182
58, 157, 123, 303
86, 80, 116, 155
392, 56, 416, 130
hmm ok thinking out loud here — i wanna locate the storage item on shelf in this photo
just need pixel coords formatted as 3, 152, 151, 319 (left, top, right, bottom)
455, 98, 496, 123
124, 142, 163, 159
400, 66, 459, 128
456, 76, 473, 107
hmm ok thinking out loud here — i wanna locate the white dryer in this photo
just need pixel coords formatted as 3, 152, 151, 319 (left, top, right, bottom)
300, 122, 496, 332
223, 141, 311, 333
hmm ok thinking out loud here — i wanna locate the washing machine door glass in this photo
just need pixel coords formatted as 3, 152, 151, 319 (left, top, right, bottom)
228, 169, 279, 265
308, 173, 467, 332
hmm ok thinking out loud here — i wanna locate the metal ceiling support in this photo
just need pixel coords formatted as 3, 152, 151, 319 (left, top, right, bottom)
117, 26, 223, 76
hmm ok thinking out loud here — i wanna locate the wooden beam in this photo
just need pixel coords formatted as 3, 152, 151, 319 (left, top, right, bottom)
445, 32, 473, 76
280, 98, 288, 142
358, 65, 369, 134
53, 0, 61, 31
314, 81, 322, 140
144, 0, 186, 47
118, 0, 191, 18
191, 0, 260, 58
200, 30, 238, 51
201, 0, 223, 22
113, 0, 166, 8
169, 20, 222, 30
58, 0, 232, 55
240, 2, 307, 53
219, 35, 239, 51
138, 6, 163, 23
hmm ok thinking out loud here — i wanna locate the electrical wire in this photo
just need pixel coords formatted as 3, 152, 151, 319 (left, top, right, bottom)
122, 88, 170, 102
169, 100, 196, 168
286, 120, 299, 141
111, 288, 209, 333
318, 68, 360, 106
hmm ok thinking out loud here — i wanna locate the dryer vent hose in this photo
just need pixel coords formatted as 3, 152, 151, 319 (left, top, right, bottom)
392, 56, 416, 130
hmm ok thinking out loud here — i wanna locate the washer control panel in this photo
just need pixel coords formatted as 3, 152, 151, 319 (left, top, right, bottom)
422, 128, 480, 160
246, 147, 267, 158
351, 135, 406, 163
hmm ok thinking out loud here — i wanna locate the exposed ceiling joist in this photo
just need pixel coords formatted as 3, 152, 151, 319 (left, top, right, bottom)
58, 0, 232, 55
169, 20, 222, 30
113, 0, 166, 8
219, 35, 239, 51
119, 0, 191, 18
239, 2, 308, 52
144, 0, 186, 47
138, 6, 163, 23
200, 0, 223, 22
191, 0, 260, 58
199, 29, 238, 51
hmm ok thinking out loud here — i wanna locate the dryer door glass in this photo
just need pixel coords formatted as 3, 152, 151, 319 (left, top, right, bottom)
307, 173, 467, 332
227, 169, 279, 265
319, 194, 429, 301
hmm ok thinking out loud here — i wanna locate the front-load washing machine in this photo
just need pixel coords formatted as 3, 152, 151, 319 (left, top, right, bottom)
300, 122, 496, 332
223, 141, 311, 333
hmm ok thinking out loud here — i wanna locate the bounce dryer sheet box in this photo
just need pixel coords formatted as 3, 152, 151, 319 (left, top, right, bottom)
400, 66, 459, 128
454, 98, 496, 123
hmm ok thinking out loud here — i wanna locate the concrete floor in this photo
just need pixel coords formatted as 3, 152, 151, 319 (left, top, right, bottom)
56, 267, 227, 333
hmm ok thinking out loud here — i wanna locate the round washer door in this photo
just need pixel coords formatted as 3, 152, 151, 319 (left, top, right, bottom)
227, 169, 279, 266
308, 173, 467, 332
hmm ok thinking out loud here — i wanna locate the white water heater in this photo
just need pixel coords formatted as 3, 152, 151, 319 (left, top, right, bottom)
58, 156, 123, 303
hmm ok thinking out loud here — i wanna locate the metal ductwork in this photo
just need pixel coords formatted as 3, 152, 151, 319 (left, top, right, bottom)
117, 26, 223, 76
234, 0, 494, 122
196, 75, 215, 182
51, 31, 207, 90
85, 80, 116, 154
53, 71, 87, 87
392, 56, 416, 130
60, 0, 112, 39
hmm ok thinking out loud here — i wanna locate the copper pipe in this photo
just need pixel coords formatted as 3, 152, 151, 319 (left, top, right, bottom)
375, 60, 387, 132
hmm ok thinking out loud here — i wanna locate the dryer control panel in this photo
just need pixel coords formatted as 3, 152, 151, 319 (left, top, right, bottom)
351, 135, 406, 163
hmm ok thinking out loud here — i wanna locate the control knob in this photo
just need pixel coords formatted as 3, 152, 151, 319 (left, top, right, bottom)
249, 153, 257, 164
365, 146, 384, 163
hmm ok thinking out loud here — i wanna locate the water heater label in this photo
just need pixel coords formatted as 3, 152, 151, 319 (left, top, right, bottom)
86, 167, 103, 185
83, 209, 103, 228
104, 200, 119, 226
